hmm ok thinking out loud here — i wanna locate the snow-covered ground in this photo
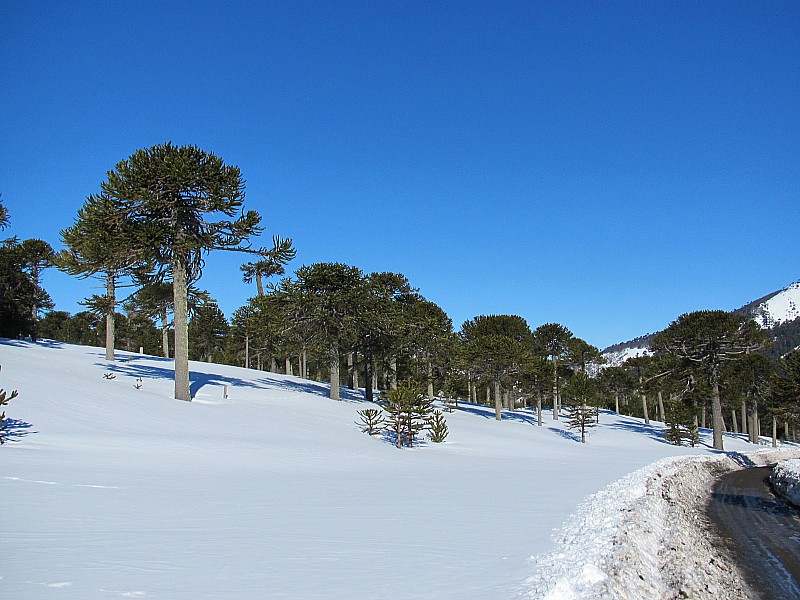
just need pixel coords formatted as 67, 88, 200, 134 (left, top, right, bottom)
601, 345, 651, 368
1, 340, 796, 599
770, 459, 800, 508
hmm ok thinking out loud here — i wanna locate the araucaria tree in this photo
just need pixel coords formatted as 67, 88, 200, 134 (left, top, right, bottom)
60, 193, 139, 360
562, 371, 598, 443
279, 263, 364, 400
103, 143, 268, 401
652, 310, 767, 450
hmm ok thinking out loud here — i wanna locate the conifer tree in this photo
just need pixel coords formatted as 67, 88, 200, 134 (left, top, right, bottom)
562, 372, 599, 443
652, 310, 768, 450
60, 193, 140, 360
384, 382, 432, 448
102, 143, 269, 401
533, 323, 573, 420
240, 236, 295, 297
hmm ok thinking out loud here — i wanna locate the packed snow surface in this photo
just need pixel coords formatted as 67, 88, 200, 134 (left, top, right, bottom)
1, 340, 793, 599
753, 281, 800, 328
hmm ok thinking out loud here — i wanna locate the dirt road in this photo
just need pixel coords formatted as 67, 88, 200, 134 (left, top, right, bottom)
707, 466, 800, 599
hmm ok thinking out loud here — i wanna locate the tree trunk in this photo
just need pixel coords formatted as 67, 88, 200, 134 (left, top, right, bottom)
389, 357, 398, 390
285, 356, 293, 376
104, 274, 115, 361
245, 334, 250, 369
741, 400, 747, 436
702, 405, 706, 430
347, 353, 356, 390
427, 360, 434, 399
772, 415, 777, 448
485, 386, 490, 405
494, 379, 502, 421
329, 347, 340, 400
614, 392, 619, 414
160, 309, 170, 358
657, 390, 665, 423
552, 358, 559, 420
711, 378, 724, 450
172, 260, 191, 402
270, 357, 277, 373
255, 273, 264, 297
364, 355, 374, 402
642, 393, 650, 425
731, 410, 739, 434
537, 394, 542, 426
749, 400, 759, 444
785, 421, 790, 440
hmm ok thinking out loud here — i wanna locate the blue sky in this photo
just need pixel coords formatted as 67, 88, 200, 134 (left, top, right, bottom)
2, 1, 799, 349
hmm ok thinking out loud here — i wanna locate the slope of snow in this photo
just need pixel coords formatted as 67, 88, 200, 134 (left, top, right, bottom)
0, 340, 788, 599
601, 345, 651, 368
752, 281, 800, 328
770, 459, 800, 507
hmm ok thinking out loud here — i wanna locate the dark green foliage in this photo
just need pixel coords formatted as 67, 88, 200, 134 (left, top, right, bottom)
652, 310, 769, 450
0, 193, 9, 229
241, 236, 295, 297
427, 409, 449, 442
188, 300, 229, 362
663, 396, 699, 446
356, 408, 385, 436
0, 239, 52, 339
563, 372, 599, 443
384, 383, 432, 448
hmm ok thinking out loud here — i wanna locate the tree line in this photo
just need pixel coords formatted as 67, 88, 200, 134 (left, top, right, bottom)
1, 143, 799, 450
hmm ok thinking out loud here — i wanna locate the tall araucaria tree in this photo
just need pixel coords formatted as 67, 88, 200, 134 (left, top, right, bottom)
533, 323, 573, 420
279, 263, 364, 400
59, 193, 141, 360
652, 310, 767, 450
102, 143, 270, 401
240, 235, 295, 297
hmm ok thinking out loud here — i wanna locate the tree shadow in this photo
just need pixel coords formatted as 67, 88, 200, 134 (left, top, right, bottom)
1, 418, 36, 443
99, 361, 262, 398
548, 427, 582, 443
454, 402, 543, 426
253, 375, 366, 402
608, 416, 675, 446
0, 338, 64, 349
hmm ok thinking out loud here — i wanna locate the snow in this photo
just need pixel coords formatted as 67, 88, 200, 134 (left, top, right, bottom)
601, 346, 650, 368
1, 340, 796, 599
770, 459, 800, 508
753, 281, 800, 328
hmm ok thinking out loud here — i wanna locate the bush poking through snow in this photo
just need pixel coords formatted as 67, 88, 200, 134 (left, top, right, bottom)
427, 409, 449, 442
384, 382, 432, 448
355, 408, 384, 436
0, 365, 19, 445
103, 372, 116, 380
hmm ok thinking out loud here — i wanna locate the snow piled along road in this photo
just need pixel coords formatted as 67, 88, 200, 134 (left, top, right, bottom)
2, 339, 798, 599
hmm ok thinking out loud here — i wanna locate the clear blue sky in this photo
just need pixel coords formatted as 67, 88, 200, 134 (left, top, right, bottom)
2, 1, 798, 349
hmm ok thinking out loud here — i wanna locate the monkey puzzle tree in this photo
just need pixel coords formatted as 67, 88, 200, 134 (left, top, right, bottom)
460, 315, 532, 421
102, 143, 267, 401
240, 235, 296, 297
533, 323, 573, 419
652, 310, 767, 450
280, 263, 364, 400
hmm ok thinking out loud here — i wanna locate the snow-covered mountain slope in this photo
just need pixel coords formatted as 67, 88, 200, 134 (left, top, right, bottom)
602, 345, 651, 368
603, 279, 800, 365
747, 281, 800, 328
0, 340, 789, 599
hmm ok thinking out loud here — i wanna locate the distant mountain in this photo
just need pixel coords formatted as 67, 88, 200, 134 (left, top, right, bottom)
602, 280, 800, 366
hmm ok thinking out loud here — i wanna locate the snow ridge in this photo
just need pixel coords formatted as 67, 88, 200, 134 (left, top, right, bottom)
522, 449, 800, 600
770, 459, 800, 507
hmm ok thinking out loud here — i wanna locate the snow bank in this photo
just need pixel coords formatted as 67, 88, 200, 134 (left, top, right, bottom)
770, 459, 800, 508
522, 448, 800, 600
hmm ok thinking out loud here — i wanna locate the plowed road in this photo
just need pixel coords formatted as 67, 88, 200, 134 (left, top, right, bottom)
708, 466, 800, 599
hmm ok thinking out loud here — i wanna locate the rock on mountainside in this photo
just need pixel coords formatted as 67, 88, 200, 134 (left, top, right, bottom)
603, 280, 800, 366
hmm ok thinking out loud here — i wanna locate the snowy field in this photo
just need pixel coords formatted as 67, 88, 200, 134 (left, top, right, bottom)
2, 340, 796, 599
